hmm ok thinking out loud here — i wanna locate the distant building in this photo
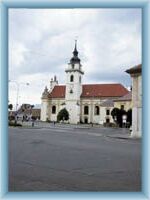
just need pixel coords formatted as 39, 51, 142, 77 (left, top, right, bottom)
16, 104, 41, 121
126, 64, 142, 137
41, 41, 129, 124
100, 99, 114, 124
113, 91, 132, 111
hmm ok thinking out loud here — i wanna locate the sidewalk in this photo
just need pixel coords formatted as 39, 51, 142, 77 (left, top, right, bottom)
20, 121, 104, 129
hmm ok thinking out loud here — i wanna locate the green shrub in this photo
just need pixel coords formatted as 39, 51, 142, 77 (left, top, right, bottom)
57, 108, 69, 122
8, 115, 15, 121
9, 122, 22, 127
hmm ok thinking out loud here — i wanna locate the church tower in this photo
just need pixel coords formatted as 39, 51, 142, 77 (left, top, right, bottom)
65, 41, 84, 124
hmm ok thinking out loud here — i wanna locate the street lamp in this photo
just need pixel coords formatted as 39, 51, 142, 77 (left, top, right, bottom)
9, 80, 30, 112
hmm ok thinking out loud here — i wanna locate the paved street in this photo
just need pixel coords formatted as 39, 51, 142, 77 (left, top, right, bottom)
9, 124, 141, 191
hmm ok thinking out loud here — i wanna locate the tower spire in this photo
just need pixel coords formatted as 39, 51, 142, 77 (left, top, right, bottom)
70, 40, 80, 64
73, 39, 78, 57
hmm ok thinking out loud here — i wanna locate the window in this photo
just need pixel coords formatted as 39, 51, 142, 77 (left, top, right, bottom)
95, 106, 100, 115
70, 75, 74, 82
84, 106, 89, 115
79, 76, 81, 83
70, 89, 73, 94
106, 118, 110, 123
72, 64, 74, 69
52, 105, 56, 114
106, 109, 110, 115
121, 105, 124, 110
84, 117, 88, 123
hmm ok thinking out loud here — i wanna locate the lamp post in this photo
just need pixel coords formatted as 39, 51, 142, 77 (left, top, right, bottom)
9, 80, 30, 112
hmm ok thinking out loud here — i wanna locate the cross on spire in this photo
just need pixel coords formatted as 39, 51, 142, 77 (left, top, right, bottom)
73, 39, 78, 57
70, 39, 81, 64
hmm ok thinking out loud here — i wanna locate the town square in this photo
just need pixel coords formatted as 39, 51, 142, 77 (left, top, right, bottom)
9, 123, 141, 191
8, 8, 142, 191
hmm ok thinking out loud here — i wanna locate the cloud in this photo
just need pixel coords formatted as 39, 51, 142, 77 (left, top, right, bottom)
8, 8, 141, 105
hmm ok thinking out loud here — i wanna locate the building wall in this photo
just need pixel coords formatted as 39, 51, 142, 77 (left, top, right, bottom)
65, 70, 82, 101
65, 64, 83, 124
65, 100, 80, 124
131, 74, 142, 137
114, 100, 132, 111
80, 98, 101, 124
100, 107, 114, 124
80, 98, 114, 124
41, 96, 124, 125
40, 98, 50, 121
50, 99, 65, 122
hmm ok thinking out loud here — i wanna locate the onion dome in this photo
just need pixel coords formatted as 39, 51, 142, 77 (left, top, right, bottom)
70, 40, 81, 64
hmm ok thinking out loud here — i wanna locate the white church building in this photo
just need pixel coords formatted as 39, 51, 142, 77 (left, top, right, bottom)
40, 42, 129, 124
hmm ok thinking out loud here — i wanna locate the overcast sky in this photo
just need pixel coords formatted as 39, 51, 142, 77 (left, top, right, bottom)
8, 8, 142, 108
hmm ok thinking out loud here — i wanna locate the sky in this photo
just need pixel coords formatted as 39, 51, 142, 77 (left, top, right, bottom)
8, 8, 142, 109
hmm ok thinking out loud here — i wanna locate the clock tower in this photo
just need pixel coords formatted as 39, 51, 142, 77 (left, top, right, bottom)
65, 41, 84, 124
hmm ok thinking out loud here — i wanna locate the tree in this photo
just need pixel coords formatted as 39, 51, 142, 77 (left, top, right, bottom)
111, 107, 121, 125
111, 107, 120, 119
8, 104, 13, 122
8, 104, 13, 110
57, 108, 69, 122
127, 109, 132, 125
111, 107, 127, 127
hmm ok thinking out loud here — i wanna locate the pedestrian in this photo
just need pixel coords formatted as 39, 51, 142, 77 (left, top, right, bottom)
32, 118, 34, 127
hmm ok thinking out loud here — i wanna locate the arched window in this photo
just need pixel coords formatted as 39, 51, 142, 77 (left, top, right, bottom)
84, 106, 89, 115
70, 75, 74, 82
72, 64, 74, 69
52, 105, 56, 114
95, 106, 100, 115
106, 109, 110, 115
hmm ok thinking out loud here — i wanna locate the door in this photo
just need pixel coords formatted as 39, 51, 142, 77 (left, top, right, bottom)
84, 117, 88, 124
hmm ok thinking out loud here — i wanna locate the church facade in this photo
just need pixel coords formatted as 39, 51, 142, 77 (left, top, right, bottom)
41, 42, 129, 124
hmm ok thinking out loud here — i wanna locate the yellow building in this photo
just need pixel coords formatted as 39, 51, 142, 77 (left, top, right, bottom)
113, 91, 132, 111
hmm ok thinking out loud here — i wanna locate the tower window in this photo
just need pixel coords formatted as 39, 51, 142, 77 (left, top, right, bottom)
121, 105, 124, 110
72, 64, 74, 69
106, 109, 110, 115
95, 106, 100, 115
84, 106, 89, 115
70, 89, 73, 94
79, 76, 81, 83
52, 105, 56, 114
70, 75, 74, 82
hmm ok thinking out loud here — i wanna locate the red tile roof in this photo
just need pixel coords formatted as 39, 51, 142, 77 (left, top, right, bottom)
49, 84, 128, 98
81, 84, 128, 98
49, 85, 66, 98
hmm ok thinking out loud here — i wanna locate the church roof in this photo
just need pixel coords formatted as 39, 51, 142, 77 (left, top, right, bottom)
113, 91, 132, 102
100, 99, 114, 107
49, 85, 66, 98
81, 84, 128, 98
49, 84, 128, 98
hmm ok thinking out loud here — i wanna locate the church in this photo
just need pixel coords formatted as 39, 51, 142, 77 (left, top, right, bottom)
40, 41, 129, 124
